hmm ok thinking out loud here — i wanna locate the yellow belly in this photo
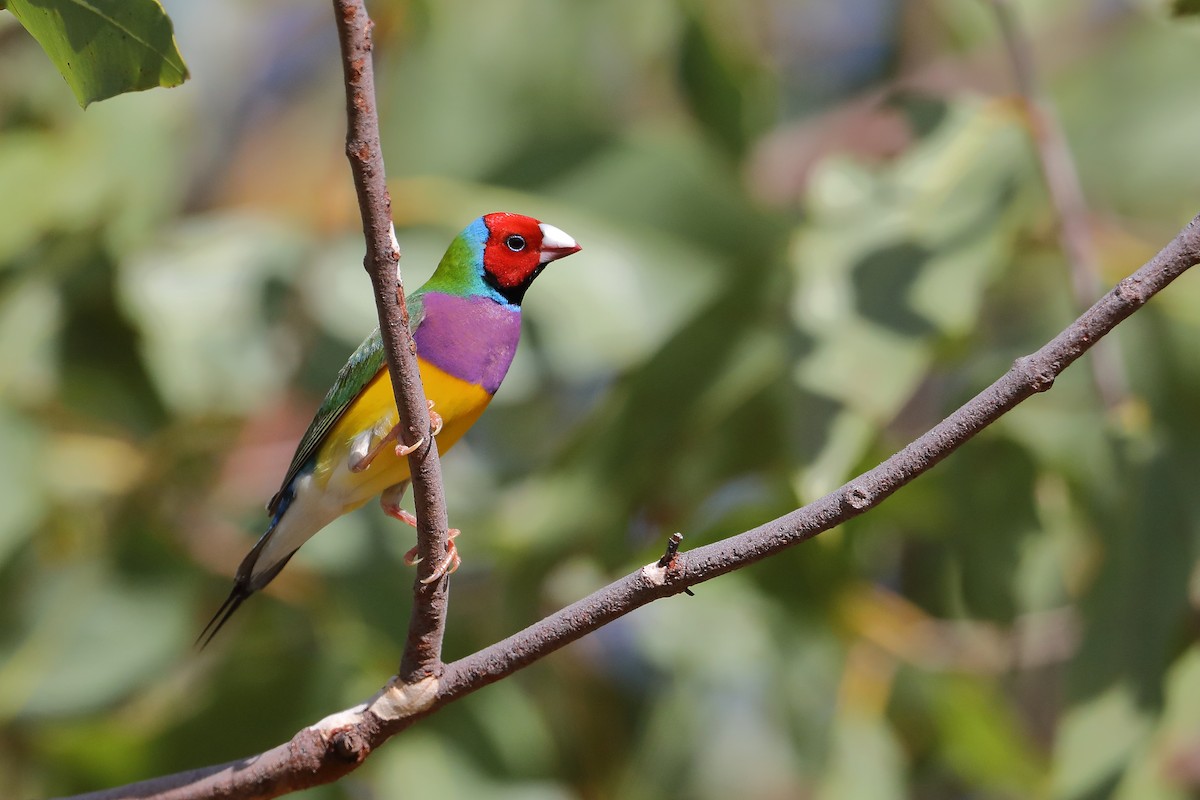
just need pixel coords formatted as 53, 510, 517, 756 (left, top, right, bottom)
311, 357, 492, 510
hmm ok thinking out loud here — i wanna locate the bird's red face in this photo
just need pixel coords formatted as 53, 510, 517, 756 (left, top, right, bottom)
481, 212, 581, 292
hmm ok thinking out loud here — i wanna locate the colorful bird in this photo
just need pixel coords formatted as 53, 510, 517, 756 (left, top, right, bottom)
199, 212, 581, 645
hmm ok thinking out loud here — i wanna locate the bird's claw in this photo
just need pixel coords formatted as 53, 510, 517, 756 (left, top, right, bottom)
427, 399, 444, 437
393, 400, 444, 457
403, 528, 461, 584
395, 436, 425, 457
353, 400, 441, 469
382, 488, 461, 582
421, 541, 461, 584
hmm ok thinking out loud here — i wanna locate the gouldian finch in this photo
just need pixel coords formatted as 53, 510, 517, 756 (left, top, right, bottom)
200, 213, 581, 644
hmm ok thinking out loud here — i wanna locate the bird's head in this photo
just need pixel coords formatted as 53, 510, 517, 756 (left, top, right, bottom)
431, 212, 581, 305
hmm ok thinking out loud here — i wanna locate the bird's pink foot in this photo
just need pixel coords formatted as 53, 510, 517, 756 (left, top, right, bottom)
380, 484, 460, 583
394, 399, 441, 456
403, 529, 461, 584
353, 401, 443, 464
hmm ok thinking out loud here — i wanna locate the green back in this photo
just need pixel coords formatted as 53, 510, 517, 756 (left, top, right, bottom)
266, 293, 426, 514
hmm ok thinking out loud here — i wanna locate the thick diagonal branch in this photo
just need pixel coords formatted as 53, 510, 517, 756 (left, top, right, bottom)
332, 0, 448, 682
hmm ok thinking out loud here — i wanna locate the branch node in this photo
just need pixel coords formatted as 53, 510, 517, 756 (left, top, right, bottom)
1115, 277, 1144, 307
330, 728, 368, 763
640, 561, 668, 587
643, 533, 695, 595
1013, 355, 1057, 393
843, 485, 872, 511
656, 532, 684, 568
368, 674, 440, 721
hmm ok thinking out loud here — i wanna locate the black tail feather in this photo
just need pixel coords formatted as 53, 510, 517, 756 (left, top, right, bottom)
196, 584, 252, 649
196, 549, 296, 649
198, 486, 298, 649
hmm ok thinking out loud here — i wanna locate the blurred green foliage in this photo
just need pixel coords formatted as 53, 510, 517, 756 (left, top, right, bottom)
2, 1, 1200, 798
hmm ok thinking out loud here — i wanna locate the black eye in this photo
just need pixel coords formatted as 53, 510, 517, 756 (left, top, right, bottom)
505, 234, 526, 252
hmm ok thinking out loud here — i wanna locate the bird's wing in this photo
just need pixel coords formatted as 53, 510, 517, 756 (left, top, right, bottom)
267, 293, 427, 515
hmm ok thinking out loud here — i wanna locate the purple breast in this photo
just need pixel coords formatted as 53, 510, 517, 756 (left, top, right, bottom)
412, 292, 522, 394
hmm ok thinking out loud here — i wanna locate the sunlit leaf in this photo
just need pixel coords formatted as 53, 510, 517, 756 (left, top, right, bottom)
817, 711, 906, 800
4, 0, 188, 107
1053, 684, 1153, 800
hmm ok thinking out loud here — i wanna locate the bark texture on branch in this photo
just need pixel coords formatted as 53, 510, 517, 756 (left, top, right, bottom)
331, 0, 450, 683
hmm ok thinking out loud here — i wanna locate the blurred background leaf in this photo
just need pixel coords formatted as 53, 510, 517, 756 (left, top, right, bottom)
2, 1, 1200, 798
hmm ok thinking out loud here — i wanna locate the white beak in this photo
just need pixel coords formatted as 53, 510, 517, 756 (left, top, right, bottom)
538, 223, 582, 263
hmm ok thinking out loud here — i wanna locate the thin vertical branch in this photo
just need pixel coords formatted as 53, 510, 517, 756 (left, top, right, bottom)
987, 0, 1130, 410
331, 0, 448, 682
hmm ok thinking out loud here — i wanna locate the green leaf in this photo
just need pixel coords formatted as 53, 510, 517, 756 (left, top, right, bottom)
5, 0, 188, 107
789, 98, 1037, 498
0, 407, 46, 570
677, 17, 771, 155
0, 562, 189, 719
817, 710, 906, 800
930, 677, 1046, 793
1053, 684, 1153, 800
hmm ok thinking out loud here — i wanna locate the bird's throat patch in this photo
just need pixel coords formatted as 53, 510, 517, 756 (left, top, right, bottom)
411, 292, 522, 394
